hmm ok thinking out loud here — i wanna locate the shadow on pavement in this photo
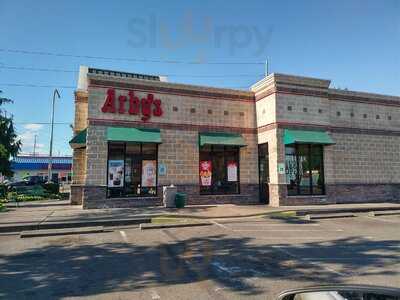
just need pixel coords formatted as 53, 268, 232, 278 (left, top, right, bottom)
0, 234, 398, 299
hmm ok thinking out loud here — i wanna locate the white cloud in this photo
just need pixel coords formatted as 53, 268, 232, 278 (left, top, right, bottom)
23, 123, 44, 131
18, 124, 46, 154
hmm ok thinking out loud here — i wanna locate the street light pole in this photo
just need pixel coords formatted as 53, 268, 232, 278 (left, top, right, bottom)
33, 134, 37, 156
47, 89, 60, 183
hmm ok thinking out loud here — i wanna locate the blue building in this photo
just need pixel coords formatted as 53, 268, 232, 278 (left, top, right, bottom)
10, 155, 72, 183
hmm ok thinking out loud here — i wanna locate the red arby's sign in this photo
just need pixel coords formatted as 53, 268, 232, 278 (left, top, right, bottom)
101, 88, 163, 121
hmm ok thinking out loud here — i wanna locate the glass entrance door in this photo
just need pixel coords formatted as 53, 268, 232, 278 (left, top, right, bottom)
258, 143, 269, 204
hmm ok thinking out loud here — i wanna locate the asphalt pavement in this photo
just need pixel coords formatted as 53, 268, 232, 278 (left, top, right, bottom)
0, 212, 399, 299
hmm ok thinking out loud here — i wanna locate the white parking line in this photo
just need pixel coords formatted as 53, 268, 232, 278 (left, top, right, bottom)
150, 290, 161, 299
119, 230, 128, 242
212, 221, 230, 230
271, 245, 346, 276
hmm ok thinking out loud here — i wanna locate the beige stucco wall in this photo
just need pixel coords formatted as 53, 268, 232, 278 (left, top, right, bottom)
73, 91, 88, 133
87, 87, 256, 129
277, 93, 399, 131
82, 76, 259, 188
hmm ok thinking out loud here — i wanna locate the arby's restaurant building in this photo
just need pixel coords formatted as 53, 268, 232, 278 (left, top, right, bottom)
70, 66, 400, 209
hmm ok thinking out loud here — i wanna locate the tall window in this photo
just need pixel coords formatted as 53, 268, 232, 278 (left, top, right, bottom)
199, 145, 240, 195
107, 142, 158, 198
285, 144, 324, 196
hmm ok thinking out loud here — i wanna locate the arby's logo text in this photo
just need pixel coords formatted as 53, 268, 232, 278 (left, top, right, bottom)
101, 88, 163, 121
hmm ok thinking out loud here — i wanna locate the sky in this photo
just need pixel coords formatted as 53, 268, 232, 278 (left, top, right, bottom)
0, 0, 399, 156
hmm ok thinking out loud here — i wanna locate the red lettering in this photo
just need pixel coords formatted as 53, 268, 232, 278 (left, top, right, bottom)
101, 90, 163, 121
141, 94, 153, 121
153, 98, 163, 117
101, 88, 116, 113
128, 91, 140, 115
118, 95, 127, 114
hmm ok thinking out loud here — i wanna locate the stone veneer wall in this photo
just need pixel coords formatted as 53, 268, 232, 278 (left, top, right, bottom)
74, 75, 260, 208
252, 73, 400, 206
70, 91, 89, 205
80, 125, 259, 208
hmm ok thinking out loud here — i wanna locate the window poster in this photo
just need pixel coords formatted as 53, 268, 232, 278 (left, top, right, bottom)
227, 161, 238, 182
142, 160, 157, 187
199, 160, 212, 186
108, 160, 124, 187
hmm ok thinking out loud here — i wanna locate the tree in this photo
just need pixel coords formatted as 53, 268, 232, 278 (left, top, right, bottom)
0, 91, 21, 177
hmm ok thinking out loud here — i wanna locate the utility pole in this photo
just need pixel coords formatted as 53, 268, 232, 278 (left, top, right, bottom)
47, 89, 61, 183
33, 135, 37, 156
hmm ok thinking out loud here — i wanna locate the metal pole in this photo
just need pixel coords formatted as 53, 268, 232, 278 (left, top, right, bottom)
33, 134, 37, 156
47, 89, 60, 183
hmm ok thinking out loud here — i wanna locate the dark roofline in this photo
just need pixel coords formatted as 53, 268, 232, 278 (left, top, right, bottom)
88, 67, 161, 81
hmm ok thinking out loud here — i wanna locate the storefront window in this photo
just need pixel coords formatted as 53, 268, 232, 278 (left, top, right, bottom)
107, 142, 158, 198
285, 144, 325, 196
199, 145, 240, 195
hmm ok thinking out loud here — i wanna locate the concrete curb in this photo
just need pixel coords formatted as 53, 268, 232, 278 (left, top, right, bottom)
368, 210, 400, 217
147, 210, 289, 220
296, 206, 400, 216
20, 226, 104, 238
305, 213, 356, 220
0, 218, 151, 233
140, 221, 212, 230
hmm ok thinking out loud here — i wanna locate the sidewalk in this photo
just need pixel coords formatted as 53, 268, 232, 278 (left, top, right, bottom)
1, 199, 400, 232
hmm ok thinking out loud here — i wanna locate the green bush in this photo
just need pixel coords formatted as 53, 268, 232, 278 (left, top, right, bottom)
13, 185, 48, 197
43, 183, 59, 195
59, 192, 70, 200
0, 184, 6, 199
7, 192, 18, 202
16, 195, 44, 202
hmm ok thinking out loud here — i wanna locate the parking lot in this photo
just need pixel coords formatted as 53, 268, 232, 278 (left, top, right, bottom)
0, 213, 399, 299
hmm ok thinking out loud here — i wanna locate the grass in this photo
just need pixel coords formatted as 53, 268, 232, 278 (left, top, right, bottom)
0, 202, 7, 212
268, 210, 297, 219
151, 216, 198, 224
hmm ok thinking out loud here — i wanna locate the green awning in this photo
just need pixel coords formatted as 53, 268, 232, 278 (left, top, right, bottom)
107, 127, 161, 143
69, 128, 87, 149
199, 132, 246, 147
283, 129, 335, 145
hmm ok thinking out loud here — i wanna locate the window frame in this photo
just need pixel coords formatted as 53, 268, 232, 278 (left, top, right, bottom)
285, 143, 325, 196
106, 142, 158, 198
199, 145, 240, 195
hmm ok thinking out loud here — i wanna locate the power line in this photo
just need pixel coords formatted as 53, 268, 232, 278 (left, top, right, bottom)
0, 65, 75, 73
0, 82, 249, 89
0, 83, 75, 89
15, 122, 71, 125
0, 65, 263, 78
0, 48, 264, 65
